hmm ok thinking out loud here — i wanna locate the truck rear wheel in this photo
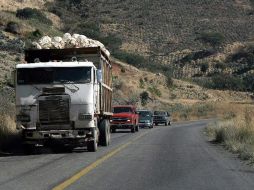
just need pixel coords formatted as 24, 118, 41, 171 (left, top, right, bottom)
99, 119, 110, 146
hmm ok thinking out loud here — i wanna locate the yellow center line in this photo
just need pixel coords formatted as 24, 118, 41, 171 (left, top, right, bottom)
52, 132, 148, 190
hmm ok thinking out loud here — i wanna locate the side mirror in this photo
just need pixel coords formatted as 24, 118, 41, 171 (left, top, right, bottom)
96, 69, 102, 83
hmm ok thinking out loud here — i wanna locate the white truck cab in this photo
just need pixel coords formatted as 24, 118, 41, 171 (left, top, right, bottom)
15, 47, 112, 153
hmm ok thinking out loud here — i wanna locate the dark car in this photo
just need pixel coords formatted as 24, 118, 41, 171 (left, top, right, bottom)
137, 110, 153, 129
153, 111, 171, 126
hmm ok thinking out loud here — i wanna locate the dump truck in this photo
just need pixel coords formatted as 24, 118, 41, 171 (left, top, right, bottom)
15, 47, 112, 153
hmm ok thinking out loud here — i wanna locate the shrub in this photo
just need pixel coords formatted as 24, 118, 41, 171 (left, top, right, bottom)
48, 6, 63, 17
16, 8, 53, 25
180, 50, 216, 63
113, 50, 146, 67
215, 62, 226, 71
200, 62, 209, 73
120, 67, 125, 73
197, 32, 224, 46
5, 21, 21, 34
140, 91, 149, 106
211, 74, 244, 91
113, 79, 123, 90
74, 22, 100, 39
139, 78, 145, 88
100, 34, 122, 52
148, 86, 161, 97
27, 29, 43, 40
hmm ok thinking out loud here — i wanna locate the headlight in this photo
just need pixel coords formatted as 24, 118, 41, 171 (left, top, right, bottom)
127, 119, 131, 122
78, 113, 93, 120
16, 114, 30, 122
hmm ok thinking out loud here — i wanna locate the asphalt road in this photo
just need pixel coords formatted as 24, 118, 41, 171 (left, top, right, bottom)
0, 120, 254, 190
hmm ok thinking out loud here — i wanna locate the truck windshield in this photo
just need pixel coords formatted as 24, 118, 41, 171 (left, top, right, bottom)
154, 111, 166, 115
17, 67, 91, 85
139, 111, 152, 119
113, 107, 133, 113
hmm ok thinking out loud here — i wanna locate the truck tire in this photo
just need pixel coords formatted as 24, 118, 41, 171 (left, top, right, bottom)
165, 122, 167, 126
87, 140, 97, 152
111, 128, 116, 133
99, 119, 110, 146
131, 126, 135, 133
23, 144, 35, 155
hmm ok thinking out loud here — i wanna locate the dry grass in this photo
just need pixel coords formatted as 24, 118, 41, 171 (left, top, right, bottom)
205, 106, 254, 163
0, 93, 17, 151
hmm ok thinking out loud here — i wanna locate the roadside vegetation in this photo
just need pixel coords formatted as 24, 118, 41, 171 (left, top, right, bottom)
205, 105, 254, 163
0, 89, 17, 152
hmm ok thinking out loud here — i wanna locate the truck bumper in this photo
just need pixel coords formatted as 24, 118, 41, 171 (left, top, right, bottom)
139, 123, 153, 128
110, 124, 135, 130
22, 129, 94, 146
153, 120, 167, 124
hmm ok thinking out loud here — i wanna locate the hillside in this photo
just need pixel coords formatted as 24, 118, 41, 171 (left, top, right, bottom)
0, 0, 253, 100
46, 0, 254, 91
112, 58, 252, 105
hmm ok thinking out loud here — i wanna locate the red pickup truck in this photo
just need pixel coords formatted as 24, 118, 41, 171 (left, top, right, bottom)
110, 105, 139, 133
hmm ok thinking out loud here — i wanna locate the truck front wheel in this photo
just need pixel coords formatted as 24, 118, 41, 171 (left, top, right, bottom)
131, 126, 135, 133
99, 119, 110, 146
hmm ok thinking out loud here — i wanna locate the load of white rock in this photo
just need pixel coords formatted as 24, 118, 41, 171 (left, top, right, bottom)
32, 33, 110, 57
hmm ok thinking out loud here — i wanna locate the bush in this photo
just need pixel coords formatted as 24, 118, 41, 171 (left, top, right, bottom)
166, 76, 174, 88
140, 91, 149, 106
48, 6, 63, 17
200, 62, 209, 73
113, 79, 123, 90
197, 32, 224, 46
100, 34, 122, 52
27, 29, 43, 40
74, 22, 100, 39
5, 21, 21, 34
16, 8, 53, 25
192, 74, 245, 91
113, 50, 146, 67
139, 78, 145, 88
211, 74, 244, 91
120, 67, 125, 73
180, 50, 216, 63
148, 86, 161, 97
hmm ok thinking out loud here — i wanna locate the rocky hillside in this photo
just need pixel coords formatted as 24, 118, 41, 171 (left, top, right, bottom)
0, 0, 254, 97
46, 0, 254, 91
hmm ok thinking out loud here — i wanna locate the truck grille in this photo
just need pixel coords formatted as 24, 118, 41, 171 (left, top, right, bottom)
154, 116, 164, 120
39, 96, 70, 124
112, 117, 128, 122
